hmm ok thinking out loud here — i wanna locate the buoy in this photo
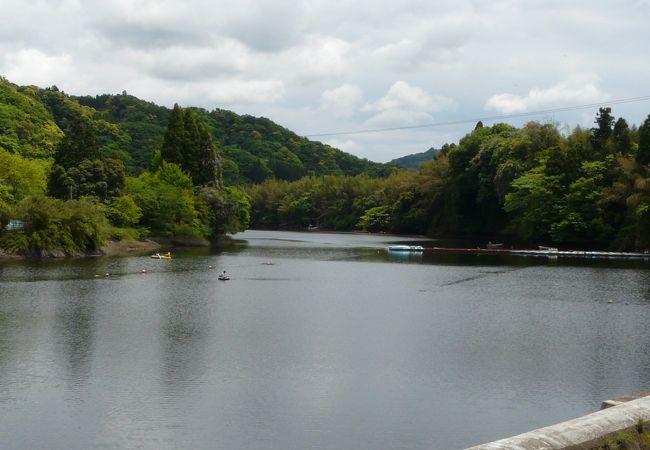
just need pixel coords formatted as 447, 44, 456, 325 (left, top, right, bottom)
208, 265, 214, 269
608, 299, 613, 303
105, 273, 110, 277
140, 268, 147, 273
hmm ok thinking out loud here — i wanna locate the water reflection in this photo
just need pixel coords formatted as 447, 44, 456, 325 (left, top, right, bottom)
159, 271, 210, 399
54, 281, 98, 391
1, 231, 650, 449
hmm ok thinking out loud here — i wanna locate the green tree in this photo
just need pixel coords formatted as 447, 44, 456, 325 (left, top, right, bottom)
637, 114, 650, 165
49, 158, 125, 200
107, 195, 142, 227
504, 168, 563, 240
549, 160, 613, 243
53, 115, 98, 168
160, 104, 222, 187
0, 196, 109, 255
0, 148, 50, 202
613, 117, 632, 154
357, 206, 391, 232
591, 107, 614, 155
198, 186, 250, 237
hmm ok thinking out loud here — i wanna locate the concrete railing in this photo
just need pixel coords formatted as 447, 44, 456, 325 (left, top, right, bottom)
467, 394, 650, 450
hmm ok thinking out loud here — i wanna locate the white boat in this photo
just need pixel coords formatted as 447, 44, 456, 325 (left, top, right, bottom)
218, 271, 230, 281
387, 245, 424, 252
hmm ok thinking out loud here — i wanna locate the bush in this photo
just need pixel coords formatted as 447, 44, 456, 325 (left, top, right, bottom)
0, 196, 109, 255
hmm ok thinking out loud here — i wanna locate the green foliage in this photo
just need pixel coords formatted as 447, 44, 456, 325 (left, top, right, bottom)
107, 195, 142, 227
0, 197, 10, 231
613, 118, 632, 154
637, 115, 650, 165
505, 168, 561, 240
0, 148, 50, 202
248, 175, 386, 231
0, 196, 109, 254
160, 104, 222, 187
5, 74, 650, 252
74, 92, 170, 170
125, 170, 204, 239
245, 110, 650, 250
358, 205, 391, 232
53, 115, 99, 168
205, 109, 392, 183
157, 160, 193, 189
591, 107, 615, 153
0, 79, 63, 157
49, 158, 126, 200
197, 186, 251, 238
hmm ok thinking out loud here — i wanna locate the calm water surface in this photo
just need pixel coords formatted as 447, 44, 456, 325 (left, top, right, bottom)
1, 230, 650, 449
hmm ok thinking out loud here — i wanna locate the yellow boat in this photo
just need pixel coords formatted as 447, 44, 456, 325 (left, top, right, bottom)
151, 252, 172, 260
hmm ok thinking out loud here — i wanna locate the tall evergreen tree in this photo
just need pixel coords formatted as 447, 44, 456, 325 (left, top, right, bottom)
612, 117, 632, 154
591, 107, 614, 153
160, 104, 222, 187
53, 115, 98, 168
637, 114, 650, 165
160, 103, 186, 166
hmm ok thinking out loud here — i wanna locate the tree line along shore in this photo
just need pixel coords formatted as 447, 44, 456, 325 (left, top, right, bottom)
2, 76, 650, 256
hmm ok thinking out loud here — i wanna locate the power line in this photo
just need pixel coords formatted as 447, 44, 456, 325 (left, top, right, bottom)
304, 95, 650, 138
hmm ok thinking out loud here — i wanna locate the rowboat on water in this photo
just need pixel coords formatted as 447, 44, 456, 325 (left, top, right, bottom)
151, 252, 172, 260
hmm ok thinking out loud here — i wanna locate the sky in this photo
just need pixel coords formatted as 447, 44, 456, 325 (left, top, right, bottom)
1, 0, 650, 162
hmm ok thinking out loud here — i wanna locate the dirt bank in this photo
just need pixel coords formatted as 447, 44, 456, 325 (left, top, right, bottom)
100, 239, 161, 256
0, 239, 162, 261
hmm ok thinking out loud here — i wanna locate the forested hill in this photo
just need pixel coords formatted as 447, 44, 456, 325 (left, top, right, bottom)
0, 77, 392, 183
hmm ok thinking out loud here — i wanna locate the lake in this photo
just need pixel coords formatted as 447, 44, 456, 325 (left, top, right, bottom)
1, 230, 649, 449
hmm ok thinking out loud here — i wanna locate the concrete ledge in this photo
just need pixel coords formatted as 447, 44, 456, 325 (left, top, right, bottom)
466, 394, 650, 450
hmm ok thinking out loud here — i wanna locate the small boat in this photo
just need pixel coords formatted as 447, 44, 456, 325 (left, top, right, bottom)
486, 242, 503, 248
387, 245, 424, 252
538, 245, 559, 252
218, 271, 230, 281
151, 252, 172, 260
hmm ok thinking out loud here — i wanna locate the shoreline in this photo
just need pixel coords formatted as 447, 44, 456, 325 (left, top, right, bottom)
0, 238, 162, 261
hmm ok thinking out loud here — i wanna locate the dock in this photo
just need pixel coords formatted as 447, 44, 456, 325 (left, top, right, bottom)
386, 245, 650, 260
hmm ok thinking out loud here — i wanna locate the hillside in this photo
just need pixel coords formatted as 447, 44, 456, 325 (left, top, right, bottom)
389, 147, 438, 169
0, 77, 392, 184
0, 78, 63, 158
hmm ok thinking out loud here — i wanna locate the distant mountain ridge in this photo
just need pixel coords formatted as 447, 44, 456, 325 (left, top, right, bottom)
389, 147, 438, 169
0, 77, 393, 184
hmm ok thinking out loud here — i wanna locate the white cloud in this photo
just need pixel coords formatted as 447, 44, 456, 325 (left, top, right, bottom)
484, 76, 610, 114
319, 84, 363, 118
126, 41, 251, 80
3, 49, 74, 88
0, 1, 649, 161
361, 81, 454, 127
278, 35, 351, 84
204, 79, 286, 105
364, 110, 435, 128
129, 78, 286, 107
363, 81, 454, 113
